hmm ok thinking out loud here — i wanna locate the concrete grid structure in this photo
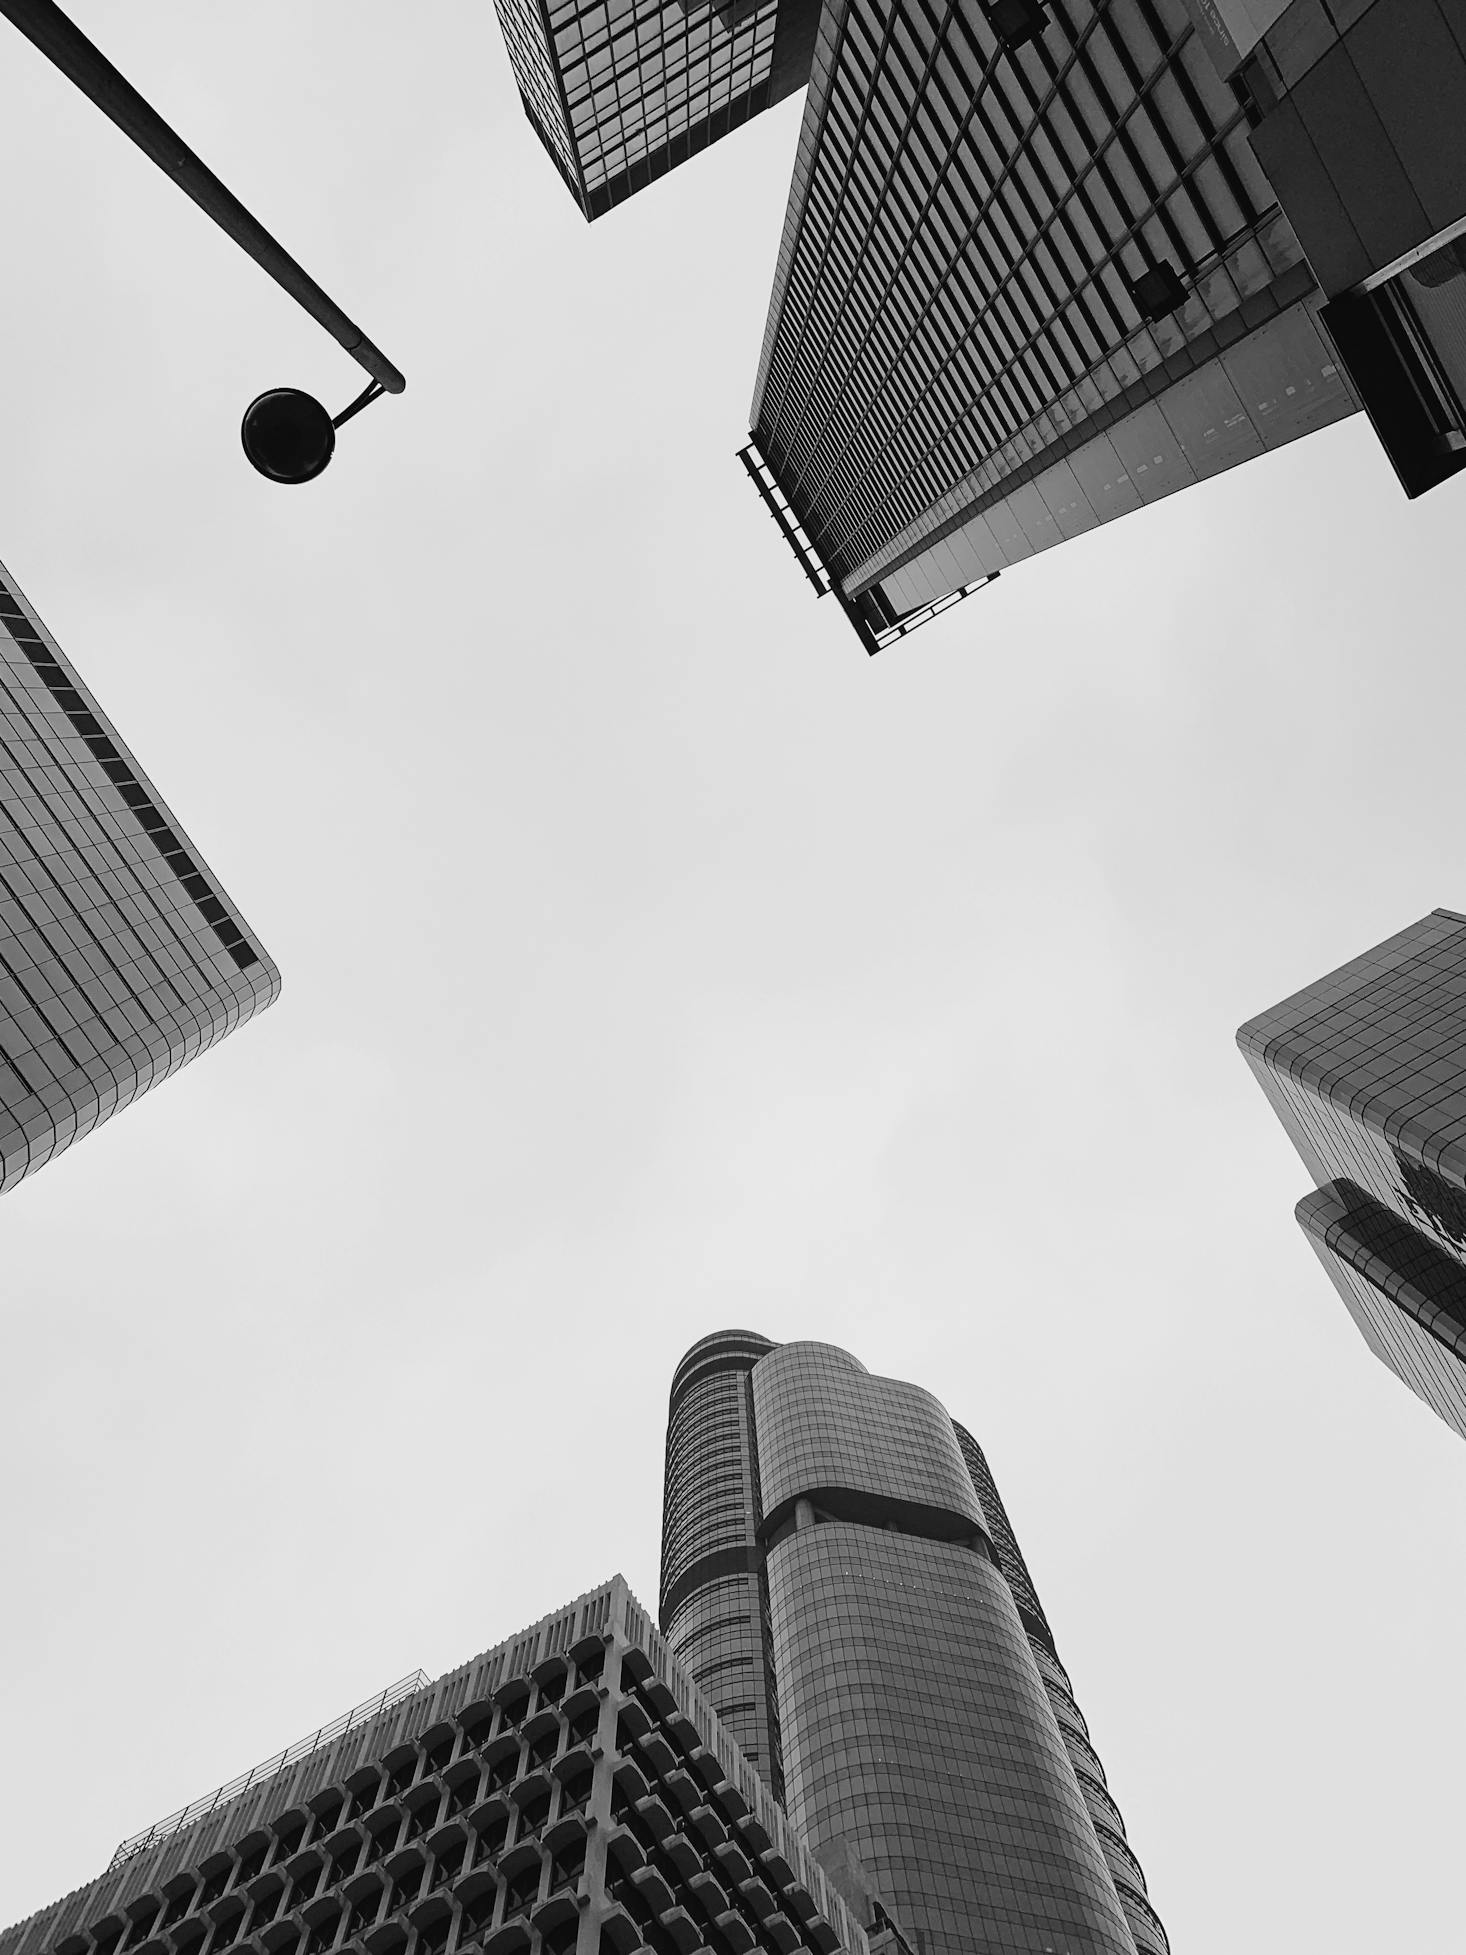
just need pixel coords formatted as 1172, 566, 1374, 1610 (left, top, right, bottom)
0, 1579, 868, 1955
1239, 906, 1466, 1443
491, 0, 1466, 652
0, 558, 278, 1193
661, 1333, 1167, 1955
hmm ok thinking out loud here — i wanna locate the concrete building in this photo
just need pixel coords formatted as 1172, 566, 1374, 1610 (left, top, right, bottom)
661, 1333, 1165, 1955
1239, 906, 1466, 1441
0, 558, 278, 1193
0, 1579, 868, 1955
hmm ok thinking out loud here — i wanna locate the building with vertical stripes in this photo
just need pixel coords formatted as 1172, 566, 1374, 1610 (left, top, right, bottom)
661, 1333, 1167, 1954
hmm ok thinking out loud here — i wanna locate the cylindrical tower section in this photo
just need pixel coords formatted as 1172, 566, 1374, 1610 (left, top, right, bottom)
954, 1423, 1170, 1955
659, 1330, 783, 1793
755, 1344, 1138, 1955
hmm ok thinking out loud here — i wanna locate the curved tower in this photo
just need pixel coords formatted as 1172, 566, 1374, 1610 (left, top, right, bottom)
661, 1334, 1163, 1955
955, 1425, 1170, 1955
660, 1330, 782, 1791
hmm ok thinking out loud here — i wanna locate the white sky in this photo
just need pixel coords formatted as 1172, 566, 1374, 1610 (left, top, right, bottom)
2, 4, 1464, 1949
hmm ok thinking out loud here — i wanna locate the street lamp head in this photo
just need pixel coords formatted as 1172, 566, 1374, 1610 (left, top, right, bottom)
241, 388, 336, 484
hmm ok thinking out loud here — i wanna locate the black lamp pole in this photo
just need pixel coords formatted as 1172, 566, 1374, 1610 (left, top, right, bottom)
1, 0, 405, 482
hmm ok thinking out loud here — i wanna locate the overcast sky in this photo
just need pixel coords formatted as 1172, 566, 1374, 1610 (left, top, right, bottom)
2, 4, 1464, 1949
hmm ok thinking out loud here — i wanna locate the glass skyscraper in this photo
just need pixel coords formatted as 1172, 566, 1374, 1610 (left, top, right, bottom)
661, 1332, 1167, 1955
0, 559, 278, 1194
1239, 906, 1466, 1442
1, 1578, 868, 1955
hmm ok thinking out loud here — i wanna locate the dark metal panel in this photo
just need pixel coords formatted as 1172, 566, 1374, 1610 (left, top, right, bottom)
1288, 42, 1429, 270
1347, 0, 1466, 238
1249, 97, 1370, 295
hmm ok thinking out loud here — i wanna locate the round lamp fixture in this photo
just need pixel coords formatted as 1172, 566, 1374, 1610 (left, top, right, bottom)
240, 388, 336, 484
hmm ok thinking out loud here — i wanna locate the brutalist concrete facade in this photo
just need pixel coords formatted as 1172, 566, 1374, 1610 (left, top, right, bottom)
661, 1334, 1165, 1955
1, 1579, 865, 1955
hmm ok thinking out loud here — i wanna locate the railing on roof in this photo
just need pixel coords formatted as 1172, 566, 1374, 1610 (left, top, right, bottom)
737, 440, 999, 654
108, 1671, 431, 1869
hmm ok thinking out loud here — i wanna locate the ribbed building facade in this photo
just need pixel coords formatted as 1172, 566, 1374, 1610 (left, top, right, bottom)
1, 1578, 867, 1955
0, 558, 278, 1193
660, 1334, 1166, 1955
1239, 906, 1466, 1442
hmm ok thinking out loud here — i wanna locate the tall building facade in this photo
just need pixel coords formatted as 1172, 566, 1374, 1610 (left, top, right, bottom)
1239, 906, 1466, 1442
745, 0, 1357, 649
0, 559, 278, 1193
490, 0, 1466, 653
1, 1578, 867, 1955
661, 1333, 1166, 1955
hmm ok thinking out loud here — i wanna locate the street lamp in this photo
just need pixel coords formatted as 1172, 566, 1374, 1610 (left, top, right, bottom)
1, 0, 405, 483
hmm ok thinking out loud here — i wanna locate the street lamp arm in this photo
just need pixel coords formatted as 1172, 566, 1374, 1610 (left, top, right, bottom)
0, 0, 405, 396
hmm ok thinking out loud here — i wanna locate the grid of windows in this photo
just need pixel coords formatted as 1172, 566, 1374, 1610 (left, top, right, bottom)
750, 0, 1294, 587
2, 1581, 864, 1955
492, 0, 584, 199
1239, 908, 1466, 1441
492, 0, 819, 220
0, 561, 278, 1194
1299, 1185, 1466, 1440
552, 0, 780, 200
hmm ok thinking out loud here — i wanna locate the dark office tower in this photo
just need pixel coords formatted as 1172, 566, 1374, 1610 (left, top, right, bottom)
0, 561, 278, 1195
744, 0, 1364, 650
1239, 907, 1466, 1443
1, 1577, 868, 1955
661, 1334, 1158, 1955
953, 1426, 1168, 1955
490, 0, 820, 219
